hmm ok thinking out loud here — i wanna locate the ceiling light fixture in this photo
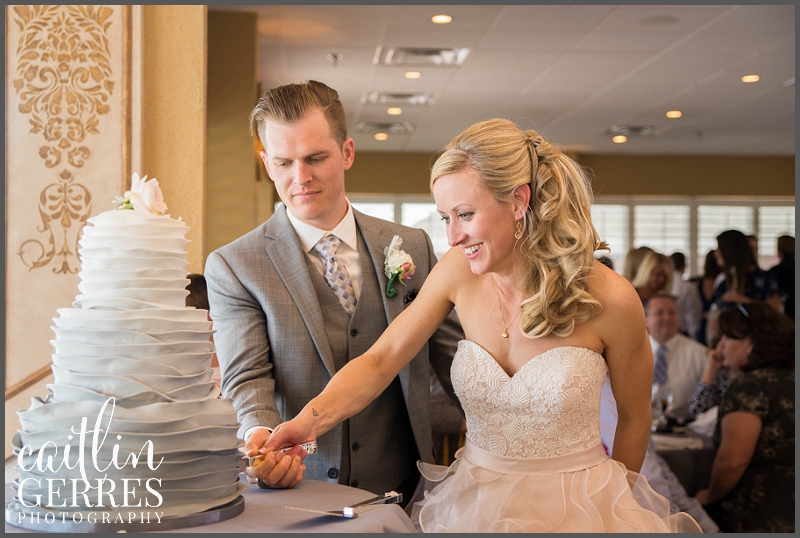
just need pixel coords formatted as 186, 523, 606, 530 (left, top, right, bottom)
741, 74, 760, 83
431, 14, 452, 24
404, 71, 422, 79
612, 135, 627, 144
666, 110, 682, 119
374, 133, 388, 141
387, 107, 402, 115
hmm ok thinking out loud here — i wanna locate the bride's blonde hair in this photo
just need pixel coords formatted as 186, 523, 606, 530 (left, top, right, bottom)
431, 119, 608, 338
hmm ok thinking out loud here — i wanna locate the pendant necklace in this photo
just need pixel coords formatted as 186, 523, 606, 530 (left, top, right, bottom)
493, 276, 521, 338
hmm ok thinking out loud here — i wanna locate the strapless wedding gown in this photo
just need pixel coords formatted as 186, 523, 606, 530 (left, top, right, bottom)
413, 341, 702, 533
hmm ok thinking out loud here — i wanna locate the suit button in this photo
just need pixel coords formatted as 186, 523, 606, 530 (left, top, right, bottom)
350, 329, 358, 337
327, 468, 339, 479
352, 442, 360, 451
351, 480, 359, 488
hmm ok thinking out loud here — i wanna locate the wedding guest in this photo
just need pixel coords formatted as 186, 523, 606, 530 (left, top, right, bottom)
267, 118, 701, 532
645, 293, 707, 423
669, 252, 702, 339
687, 340, 730, 420
695, 250, 722, 345
711, 229, 780, 310
622, 246, 654, 282
205, 80, 463, 500
745, 233, 759, 264
695, 302, 795, 533
769, 234, 794, 319
631, 251, 673, 304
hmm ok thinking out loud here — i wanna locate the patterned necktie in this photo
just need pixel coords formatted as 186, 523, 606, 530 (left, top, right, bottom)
313, 235, 357, 316
653, 344, 668, 385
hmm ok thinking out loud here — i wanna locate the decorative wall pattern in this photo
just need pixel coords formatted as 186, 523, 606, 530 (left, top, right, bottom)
11, 5, 115, 273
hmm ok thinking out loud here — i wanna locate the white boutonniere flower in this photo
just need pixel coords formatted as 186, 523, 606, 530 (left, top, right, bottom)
383, 235, 416, 298
114, 173, 168, 215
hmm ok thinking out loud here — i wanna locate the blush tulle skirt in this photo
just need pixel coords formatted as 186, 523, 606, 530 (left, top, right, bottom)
410, 441, 702, 533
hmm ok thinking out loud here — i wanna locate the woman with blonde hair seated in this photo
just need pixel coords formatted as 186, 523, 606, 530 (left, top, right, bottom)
265, 118, 700, 532
631, 250, 674, 304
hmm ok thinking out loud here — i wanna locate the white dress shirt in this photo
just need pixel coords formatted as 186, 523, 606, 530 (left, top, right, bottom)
650, 333, 708, 422
286, 200, 362, 300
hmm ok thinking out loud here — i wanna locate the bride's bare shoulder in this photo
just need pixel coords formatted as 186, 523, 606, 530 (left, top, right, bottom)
427, 247, 477, 297
586, 260, 643, 317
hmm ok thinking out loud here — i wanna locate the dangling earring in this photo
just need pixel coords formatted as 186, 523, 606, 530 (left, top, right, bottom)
514, 220, 523, 239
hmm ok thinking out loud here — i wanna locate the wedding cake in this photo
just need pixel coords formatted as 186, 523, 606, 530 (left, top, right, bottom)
8, 175, 246, 530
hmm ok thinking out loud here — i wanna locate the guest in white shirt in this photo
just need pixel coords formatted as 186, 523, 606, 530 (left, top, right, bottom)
646, 293, 708, 423
669, 252, 702, 340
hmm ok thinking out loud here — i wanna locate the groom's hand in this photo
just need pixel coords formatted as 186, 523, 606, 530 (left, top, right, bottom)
243, 426, 307, 488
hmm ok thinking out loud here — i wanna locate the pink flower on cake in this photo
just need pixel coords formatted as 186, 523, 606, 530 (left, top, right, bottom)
114, 173, 168, 215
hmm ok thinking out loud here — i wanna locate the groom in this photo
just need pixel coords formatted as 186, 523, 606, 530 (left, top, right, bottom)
205, 80, 463, 501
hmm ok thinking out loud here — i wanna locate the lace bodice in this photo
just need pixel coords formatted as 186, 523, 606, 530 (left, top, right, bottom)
452, 340, 608, 458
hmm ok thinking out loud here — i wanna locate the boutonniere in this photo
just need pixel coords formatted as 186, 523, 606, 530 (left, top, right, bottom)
114, 173, 168, 215
384, 235, 416, 298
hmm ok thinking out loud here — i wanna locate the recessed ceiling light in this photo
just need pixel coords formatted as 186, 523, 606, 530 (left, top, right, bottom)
387, 107, 402, 115
431, 14, 452, 24
741, 74, 760, 83
404, 71, 422, 79
612, 135, 627, 144
666, 110, 682, 119
374, 133, 389, 141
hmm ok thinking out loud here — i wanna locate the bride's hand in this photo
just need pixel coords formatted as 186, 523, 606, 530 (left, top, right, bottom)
264, 415, 316, 455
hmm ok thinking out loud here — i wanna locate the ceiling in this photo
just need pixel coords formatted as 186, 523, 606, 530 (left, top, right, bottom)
211, 4, 795, 156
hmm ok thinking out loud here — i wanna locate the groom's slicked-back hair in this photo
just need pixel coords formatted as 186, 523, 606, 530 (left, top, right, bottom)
249, 80, 348, 147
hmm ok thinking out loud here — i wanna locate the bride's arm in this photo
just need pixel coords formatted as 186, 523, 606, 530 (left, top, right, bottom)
265, 249, 463, 451
598, 273, 653, 473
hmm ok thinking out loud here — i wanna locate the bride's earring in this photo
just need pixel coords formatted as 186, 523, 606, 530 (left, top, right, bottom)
514, 220, 523, 240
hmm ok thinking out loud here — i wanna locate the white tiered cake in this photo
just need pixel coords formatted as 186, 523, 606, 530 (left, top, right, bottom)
8, 175, 246, 530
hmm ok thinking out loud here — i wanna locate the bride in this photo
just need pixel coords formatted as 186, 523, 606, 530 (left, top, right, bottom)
264, 119, 701, 532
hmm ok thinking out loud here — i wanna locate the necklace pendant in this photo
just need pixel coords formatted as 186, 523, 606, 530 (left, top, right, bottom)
501, 329, 509, 338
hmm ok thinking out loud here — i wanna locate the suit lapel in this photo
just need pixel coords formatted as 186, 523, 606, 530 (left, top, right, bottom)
355, 211, 411, 394
355, 211, 406, 324
264, 208, 336, 376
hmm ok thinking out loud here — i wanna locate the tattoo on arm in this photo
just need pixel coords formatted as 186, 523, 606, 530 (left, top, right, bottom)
312, 408, 319, 417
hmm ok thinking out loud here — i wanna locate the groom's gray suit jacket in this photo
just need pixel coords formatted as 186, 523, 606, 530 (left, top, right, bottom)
205, 205, 463, 494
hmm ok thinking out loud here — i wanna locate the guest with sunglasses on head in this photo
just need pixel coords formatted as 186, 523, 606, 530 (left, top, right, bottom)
694, 302, 795, 533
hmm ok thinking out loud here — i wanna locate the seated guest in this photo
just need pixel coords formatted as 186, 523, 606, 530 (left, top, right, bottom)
695, 302, 795, 533
669, 252, 702, 340
769, 235, 794, 319
622, 245, 654, 282
599, 375, 719, 533
695, 250, 722, 346
688, 338, 731, 420
711, 229, 780, 311
646, 293, 707, 423
632, 251, 673, 304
